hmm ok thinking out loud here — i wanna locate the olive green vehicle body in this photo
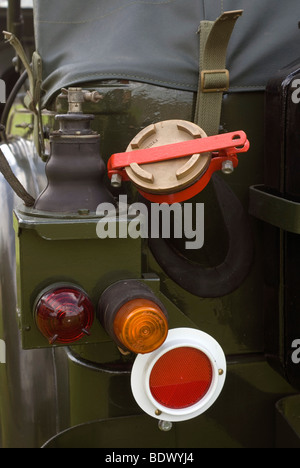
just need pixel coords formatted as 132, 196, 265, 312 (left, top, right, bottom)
0, 1, 300, 448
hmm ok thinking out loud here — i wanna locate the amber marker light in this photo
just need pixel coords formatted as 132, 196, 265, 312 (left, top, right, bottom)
98, 280, 169, 355
113, 298, 168, 354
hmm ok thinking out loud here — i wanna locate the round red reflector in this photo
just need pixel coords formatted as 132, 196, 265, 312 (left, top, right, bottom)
149, 347, 213, 409
131, 328, 226, 422
35, 286, 94, 344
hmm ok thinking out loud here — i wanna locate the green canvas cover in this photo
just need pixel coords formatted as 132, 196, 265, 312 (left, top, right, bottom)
33, 0, 300, 105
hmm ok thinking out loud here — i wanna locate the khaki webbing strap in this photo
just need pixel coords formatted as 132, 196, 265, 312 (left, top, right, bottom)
194, 10, 243, 136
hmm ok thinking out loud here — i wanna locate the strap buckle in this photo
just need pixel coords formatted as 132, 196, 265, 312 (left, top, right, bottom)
201, 69, 230, 93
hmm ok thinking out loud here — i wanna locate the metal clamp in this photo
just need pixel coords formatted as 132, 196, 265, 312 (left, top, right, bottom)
108, 130, 250, 203
249, 185, 300, 234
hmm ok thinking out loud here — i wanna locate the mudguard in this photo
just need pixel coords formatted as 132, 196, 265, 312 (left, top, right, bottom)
0, 138, 70, 448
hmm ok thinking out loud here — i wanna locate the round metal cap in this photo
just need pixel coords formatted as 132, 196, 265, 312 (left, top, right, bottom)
125, 120, 212, 195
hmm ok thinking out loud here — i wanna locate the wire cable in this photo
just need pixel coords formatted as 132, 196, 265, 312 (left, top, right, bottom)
0, 69, 36, 206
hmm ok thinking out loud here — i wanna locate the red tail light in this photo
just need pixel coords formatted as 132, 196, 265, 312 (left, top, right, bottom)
131, 328, 226, 422
35, 285, 94, 344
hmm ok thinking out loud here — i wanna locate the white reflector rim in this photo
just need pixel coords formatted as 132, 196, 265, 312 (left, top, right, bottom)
131, 328, 227, 422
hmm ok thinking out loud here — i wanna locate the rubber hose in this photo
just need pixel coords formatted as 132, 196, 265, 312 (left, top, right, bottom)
147, 174, 254, 298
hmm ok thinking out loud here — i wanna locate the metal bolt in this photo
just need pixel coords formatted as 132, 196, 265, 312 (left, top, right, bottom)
84, 90, 103, 104
222, 160, 234, 174
158, 420, 173, 432
111, 174, 122, 188
219, 369, 224, 376
155, 409, 162, 416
